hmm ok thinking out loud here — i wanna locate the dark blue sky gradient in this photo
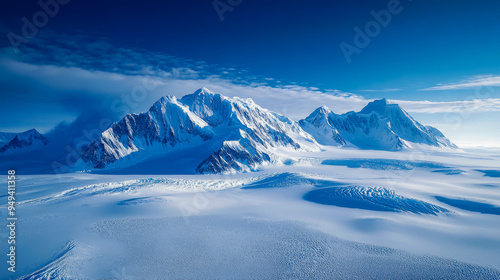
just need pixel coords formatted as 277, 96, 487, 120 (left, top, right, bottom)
1, 0, 499, 97
0, 0, 499, 146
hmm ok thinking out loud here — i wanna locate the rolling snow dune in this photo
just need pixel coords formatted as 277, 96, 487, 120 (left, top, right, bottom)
304, 186, 450, 215
22, 217, 500, 280
476, 169, 500, 177
241, 172, 343, 189
435, 196, 500, 215
17, 242, 77, 280
322, 158, 456, 171
3, 148, 500, 279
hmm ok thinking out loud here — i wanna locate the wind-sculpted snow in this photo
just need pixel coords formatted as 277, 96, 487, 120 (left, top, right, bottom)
117, 196, 166, 206
304, 186, 450, 215
242, 172, 343, 189
17, 241, 77, 280
9, 149, 500, 279
300, 99, 457, 150
322, 158, 462, 173
476, 169, 500, 177
17, 177, 262, 205
16, 172, 345, 206
19, 217, 500, 279
432, 169, 466, 175
435, 196, 500, 215
480, 183, 500, 188
18, 173, 343, 206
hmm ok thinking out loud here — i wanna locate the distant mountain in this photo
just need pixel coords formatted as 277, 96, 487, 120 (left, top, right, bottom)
300, 99, 457, 150
78, 88, 319, 173
0, 129, 49, 154
298, 106, 346, 147
3, 91, 457, 174
0, 132, 18, 146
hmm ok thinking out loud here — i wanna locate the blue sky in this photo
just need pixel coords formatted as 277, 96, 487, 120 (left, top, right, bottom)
0, 0, 499, 147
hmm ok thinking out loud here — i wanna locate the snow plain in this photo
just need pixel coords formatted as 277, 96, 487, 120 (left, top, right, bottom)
2, 147, 500, 279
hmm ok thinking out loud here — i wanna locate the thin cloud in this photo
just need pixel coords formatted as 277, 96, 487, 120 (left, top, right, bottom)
395, 99, 500, 114
420, 75, 500, 91
357, 88, 402, 92
2, 31, 500, 134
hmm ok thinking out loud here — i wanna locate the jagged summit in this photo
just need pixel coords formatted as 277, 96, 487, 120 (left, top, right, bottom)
300, 99, 457, 151
0, 129, 49, 154
359, 98, 391, 115
197, 87, 213, 95
181, 87, 227, 105
358, 98, 406, 117
309, 106, 331, 117
79, 88, 319, 173
79, 88, 457, 173
299, 106, 346, 147
2, 88, 458, 173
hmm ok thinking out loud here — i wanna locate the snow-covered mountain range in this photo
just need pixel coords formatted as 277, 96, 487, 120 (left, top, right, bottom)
78, 88, 318, 173
0, 88, 458, 174
299, 98, 458, 151
0, 129, 49, 154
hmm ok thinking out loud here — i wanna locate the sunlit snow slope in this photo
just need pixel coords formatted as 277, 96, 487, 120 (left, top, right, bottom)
79, 87, 318, 173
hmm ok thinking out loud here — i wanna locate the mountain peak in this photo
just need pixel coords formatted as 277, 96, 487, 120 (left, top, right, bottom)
18, 128, 43, 137
300, 98, 457, 151
319, 105, 331, 113
299, 105, 346, 147
0, 128, 49, 154
181, 87, 223, 106
193, 87, 215, 96
307, 106, 331, 119
80, 88, 319, 172
359, 98, 396, 115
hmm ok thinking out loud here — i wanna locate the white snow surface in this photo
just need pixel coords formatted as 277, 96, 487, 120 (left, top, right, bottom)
4, 147, 500, 279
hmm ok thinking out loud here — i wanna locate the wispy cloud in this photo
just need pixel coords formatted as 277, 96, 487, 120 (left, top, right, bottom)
420, 75, 500, 91
2, 31, 500, 134
357, 88, 402, 92
395, 99, 500, 114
